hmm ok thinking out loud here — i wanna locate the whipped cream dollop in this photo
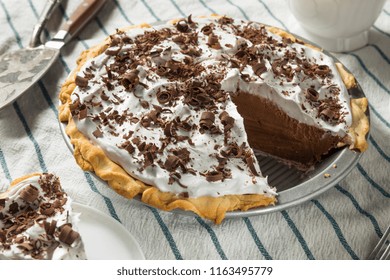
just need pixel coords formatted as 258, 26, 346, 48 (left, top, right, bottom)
69, 16, 352, 198
0, 174, 86, 260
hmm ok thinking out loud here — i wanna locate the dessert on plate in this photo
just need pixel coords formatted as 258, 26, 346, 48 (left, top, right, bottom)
0, 173, 87, 259
59, 15, 369, 224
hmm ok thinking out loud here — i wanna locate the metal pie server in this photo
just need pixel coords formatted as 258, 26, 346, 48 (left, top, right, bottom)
0, 0, 107, 110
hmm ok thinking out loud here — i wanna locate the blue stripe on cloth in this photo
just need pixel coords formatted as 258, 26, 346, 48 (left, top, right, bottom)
367, 44, 390, 64
0, 147, 12, 182
41, 1, 185, 258
226, 0, 250, 20
368, 104, 390, 128
373, 25, 390, 38
335, 184, 383, 238
84, 172, 121, 223
147, 206, 183, 259
195, 216, 228, 259
311, 199, 360, 259
198, 0, 216, 14
12, 103, 48, 173
257, 0, 289, 31
281, 211, 315, 259
345, 52, 390, 95
170, 0, 186, 17
0, 0, 22, 48
141, 0, 161, 21
136, 2, 229, 260
357, 164, 390, 198
112, 0, 133, 24
242, 217, 273, 259
95, 17, 110, 36
2, 0, 122, 224
37, 82, 59, 117
369, 136, 390, 163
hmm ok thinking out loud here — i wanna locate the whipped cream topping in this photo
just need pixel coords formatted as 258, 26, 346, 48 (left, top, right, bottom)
0, 174, 86, 260
69, 16, 352, 198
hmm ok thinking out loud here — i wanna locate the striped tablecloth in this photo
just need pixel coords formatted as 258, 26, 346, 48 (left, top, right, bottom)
0, 0, 389, 260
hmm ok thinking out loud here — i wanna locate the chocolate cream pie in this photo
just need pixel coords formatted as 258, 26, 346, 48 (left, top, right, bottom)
59, 15, 369, 224
0, 173, 87, 259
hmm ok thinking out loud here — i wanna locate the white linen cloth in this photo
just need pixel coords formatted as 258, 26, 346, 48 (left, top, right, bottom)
0, 0, 389, 260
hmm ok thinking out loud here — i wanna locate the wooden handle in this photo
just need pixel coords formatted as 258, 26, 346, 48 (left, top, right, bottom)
60, 0, 107, 40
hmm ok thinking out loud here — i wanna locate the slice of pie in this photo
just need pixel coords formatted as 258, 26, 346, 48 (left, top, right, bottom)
0, 173, 87, 260
58, 15, 369, 224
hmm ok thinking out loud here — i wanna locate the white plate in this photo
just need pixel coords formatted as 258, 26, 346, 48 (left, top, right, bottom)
73, 203, 145, 260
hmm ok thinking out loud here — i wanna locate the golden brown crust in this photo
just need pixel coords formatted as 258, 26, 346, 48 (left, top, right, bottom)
58, 15, 368, 224
349, 98, 369, 152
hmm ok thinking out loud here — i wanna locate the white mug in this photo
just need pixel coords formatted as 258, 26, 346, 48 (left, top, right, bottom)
287, 0, 386, 52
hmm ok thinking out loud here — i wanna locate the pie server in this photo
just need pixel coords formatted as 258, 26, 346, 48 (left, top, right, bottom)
0, 0, 107, 110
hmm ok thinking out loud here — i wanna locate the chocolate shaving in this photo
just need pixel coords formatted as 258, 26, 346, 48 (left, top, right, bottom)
252, 61, 267, 77
245, 156, 259, 176
43, 220, 57, 236
164, 155, 180, 172
40, 203, 54, 216
93, 128, 103, 138
218, 16, 234, 25
75, 75, 88, 88
120, 141, 135, 154
0, 229, 6, 243
207, 34, 222, 50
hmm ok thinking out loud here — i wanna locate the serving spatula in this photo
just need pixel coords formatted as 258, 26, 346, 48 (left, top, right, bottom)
0, 0, 107, 110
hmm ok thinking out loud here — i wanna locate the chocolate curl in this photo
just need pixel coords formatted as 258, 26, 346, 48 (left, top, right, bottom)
175, 19, 189, 32
164, 122, 176, 137
305, 88, 320, 102
58, 224, 80, 246
121, 70, 139, 90
19, 185, 39, 203
201, 25, 213, 35
157, 90, 172, 104
219, 111, 235, 131
199, 111, 215, 130
204, 171, 223, 182
207, 34, 222, 50
315, 65, 331, 77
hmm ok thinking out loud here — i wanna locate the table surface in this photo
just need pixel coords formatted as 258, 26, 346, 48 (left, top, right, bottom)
0, 0, 389, 260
